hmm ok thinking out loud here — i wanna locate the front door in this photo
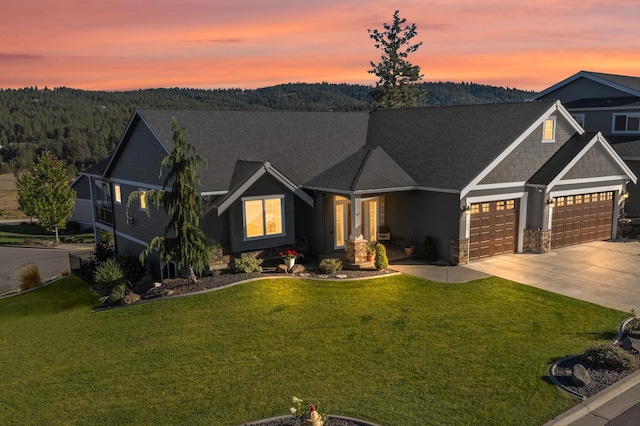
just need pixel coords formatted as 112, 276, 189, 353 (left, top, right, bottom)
362, 198, 378, 242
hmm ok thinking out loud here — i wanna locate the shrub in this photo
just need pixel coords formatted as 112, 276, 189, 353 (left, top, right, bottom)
115, 254, 146, 282
94, 240, 115, 263
234, 256, 263, 273
374, 243, 388, 270
16, 262, 42, 291
94, 258, 130, 304
422, 236, 437, 262
319, 258, 343, 274
583, 343, 637, 371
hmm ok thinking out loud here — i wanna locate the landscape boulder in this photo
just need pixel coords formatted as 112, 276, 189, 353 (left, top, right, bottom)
571, 363, 592, 387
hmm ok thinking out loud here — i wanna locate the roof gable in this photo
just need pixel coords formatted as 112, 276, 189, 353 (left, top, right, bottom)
527, 71, 640, 102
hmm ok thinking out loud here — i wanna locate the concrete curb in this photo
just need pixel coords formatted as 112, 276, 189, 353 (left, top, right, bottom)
543, 368, 640, 426
544, 317, 640, 425
240, 414, 381, 426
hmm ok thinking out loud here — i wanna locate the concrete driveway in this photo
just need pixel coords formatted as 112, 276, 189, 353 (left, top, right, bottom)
463, 240, 640, 313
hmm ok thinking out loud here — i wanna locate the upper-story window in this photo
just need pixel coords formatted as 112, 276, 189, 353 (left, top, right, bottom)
613, 113, 640, 133
542, 118, 556, 142
572, 114, 585, 128
139, 189, 148, 211
113, 184, 122, 204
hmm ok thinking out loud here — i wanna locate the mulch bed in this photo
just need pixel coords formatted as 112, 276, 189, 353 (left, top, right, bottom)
551, 320, 640, 398
143, 261, 397, 300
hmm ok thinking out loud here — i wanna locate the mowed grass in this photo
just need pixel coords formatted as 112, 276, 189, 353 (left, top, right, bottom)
0, 275, 628, 425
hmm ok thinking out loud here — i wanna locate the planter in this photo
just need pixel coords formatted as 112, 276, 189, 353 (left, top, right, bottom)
404, 245, 415, 255
366, 254, 374, 262
285, 257, 296, 269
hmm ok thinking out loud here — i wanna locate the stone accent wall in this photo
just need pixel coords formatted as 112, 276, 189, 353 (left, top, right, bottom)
523, 229, 551, 254
450, 238, 469, 265
347, 239, 368, 264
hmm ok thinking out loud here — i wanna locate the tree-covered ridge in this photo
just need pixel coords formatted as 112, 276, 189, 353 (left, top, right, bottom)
0, 83, 535, 174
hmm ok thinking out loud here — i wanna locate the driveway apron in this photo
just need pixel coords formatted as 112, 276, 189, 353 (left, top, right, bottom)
463, 240, 640, 313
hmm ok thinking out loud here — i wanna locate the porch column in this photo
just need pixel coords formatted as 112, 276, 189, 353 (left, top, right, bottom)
346, 195, 366, 264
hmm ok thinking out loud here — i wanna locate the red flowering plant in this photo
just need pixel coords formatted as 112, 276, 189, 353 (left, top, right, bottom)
279, 249, 300, 260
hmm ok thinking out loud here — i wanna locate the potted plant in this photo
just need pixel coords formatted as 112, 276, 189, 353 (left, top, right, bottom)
279, 249, 300, 270
366, 242, 376, 262
290, 396, 329, 426
404, 232, 415, 255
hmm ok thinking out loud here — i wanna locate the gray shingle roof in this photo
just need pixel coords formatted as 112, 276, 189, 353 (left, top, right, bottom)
564, 97, 640, 109
611, 139, 640, 159
366, 101, 557, 190
587, 71, 640, 94
528, 132, 597, 185
136, 109, 370, 192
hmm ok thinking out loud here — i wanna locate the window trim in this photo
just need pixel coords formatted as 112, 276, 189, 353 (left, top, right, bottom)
542, 117, 556, 142
241, 194, 285, 241
612, 113, 640, 134
113, 184, 122, 205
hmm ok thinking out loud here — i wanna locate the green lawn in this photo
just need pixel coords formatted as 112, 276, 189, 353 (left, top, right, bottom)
0, 223, 94, 245
0, 274, 628, 425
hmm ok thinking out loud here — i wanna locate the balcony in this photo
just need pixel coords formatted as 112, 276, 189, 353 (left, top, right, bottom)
96, 205, 113, 226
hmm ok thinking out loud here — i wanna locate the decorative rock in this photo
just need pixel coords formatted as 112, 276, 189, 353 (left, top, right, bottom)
291, 264, 306, 274
621, 337, 640, 353
336, 274, 348, 279
277, 264, 289, 273
154, 282, 162, 288
298, 273, 311, 277
123, 292, 141, 305
571, 363, 591, 387
318, 274, 329, 278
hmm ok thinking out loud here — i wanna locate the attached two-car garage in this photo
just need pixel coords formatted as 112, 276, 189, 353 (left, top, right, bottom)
468, 192, 614, 261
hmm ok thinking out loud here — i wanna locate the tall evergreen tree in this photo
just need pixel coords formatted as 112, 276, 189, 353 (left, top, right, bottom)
368, 10, 424, 108
16, 151, 76, 242
127, 118, 212, 283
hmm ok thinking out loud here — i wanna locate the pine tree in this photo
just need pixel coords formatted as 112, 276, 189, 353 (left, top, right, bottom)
16, 151, 76, 242
128, 118, 212, 283
368, 10, 425, 108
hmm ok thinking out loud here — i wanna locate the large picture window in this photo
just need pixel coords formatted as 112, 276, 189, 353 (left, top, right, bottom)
243, 195, 284, 239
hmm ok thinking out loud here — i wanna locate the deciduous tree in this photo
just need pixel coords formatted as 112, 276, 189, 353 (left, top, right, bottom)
368, 10, 424, 108
16, 151, 76, 242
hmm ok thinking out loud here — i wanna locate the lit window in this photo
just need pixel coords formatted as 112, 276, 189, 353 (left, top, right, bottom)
243, 196, 284, 239
470, 204, 480, 214
114, 184, 121, 204
543, 118, 556, 142
506, 200, 515, 210
139, 190, 147, 210
575, 195, 582, 204
584, 194, 591, 203
567, 196, 574, 205
496, 201, 505, 211
481, 203, 490, 213
556, 197, 565, 207
613, 114, 640, 133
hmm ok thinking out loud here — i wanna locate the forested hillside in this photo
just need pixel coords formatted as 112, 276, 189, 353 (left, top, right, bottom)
0, 82, 534, 174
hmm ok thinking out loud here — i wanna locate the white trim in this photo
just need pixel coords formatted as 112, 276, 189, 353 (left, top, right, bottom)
114, 230, 149, 248
542, 117, 557, 142
526, 71, 640, 101
465, 191, 527, 205
554, 175, 630, 186
547, 133, 638, 191
461, 101, 564, 199
110, 177, 164, 191
202, 190, 229, 196
612, 112, 640, 134
549, 184, 623, 198
468, 181, 527, 193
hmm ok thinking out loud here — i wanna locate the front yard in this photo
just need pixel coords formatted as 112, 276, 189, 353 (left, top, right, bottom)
0, 274, 628, 425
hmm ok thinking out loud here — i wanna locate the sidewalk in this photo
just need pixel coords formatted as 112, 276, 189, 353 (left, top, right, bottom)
543, 369, 640, 425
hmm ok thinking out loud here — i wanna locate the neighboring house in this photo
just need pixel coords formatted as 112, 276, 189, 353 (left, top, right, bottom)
84, 101, 635, 279
527, 71, 640, 216
71, 157, 111, 233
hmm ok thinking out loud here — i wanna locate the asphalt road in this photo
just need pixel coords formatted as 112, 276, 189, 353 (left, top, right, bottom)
0, 245, 87, 295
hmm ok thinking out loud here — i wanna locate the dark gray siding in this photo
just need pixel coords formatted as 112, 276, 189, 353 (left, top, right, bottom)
110, 122, 169, 186
116, 235, 162, 280
623, 160, 640, 217
526, 188, 545, 230
202, 208, 230, 248
73, 175, 91, 199
385, 191, 459, 262
228, 174, 296, 253
112, 182, 171, 246
540, 78, 631, 103
308, 192, 327, 255
481, 117, 574, 184
576, 110, 621, 134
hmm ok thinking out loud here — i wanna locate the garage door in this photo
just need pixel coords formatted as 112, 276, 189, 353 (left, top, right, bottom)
469, 199, 519, 260
551, 192, 613, 249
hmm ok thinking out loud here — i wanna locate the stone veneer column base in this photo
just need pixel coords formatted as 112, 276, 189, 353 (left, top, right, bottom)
450, 238, 469, 265
346, 239, 368, 264
523, 229, 551, 254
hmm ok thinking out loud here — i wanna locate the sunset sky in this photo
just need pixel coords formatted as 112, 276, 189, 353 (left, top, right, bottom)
2, 0, 639, 92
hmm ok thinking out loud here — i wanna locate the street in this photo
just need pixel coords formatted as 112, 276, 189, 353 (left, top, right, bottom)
0, 245, 89, 295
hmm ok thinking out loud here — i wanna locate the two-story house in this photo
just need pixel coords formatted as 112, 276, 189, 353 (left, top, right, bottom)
527, 71, 640, 215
